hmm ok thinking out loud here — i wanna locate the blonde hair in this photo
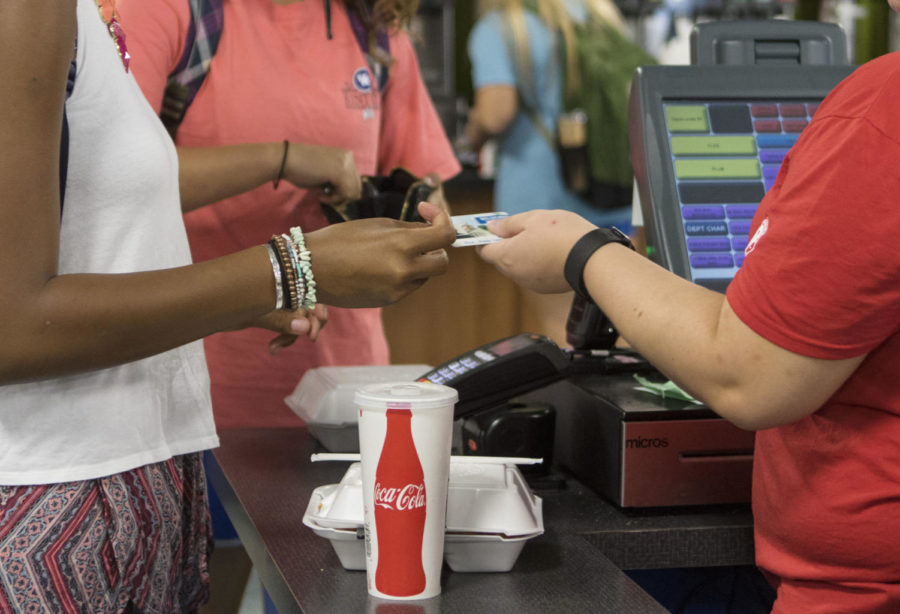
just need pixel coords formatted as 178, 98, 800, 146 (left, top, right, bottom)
481, 0, 626, 99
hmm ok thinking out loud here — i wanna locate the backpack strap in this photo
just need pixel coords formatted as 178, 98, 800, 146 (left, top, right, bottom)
501, 9, 556, 149
160, 0, 225, 139
159, 0, 388, 140
345, 8, 390, 94
60, 56, 77, 217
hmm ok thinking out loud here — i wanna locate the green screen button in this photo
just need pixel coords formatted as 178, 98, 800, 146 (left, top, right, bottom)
675, 159, 761, 179
666, 106, 709, 132
671, 136, 758, 156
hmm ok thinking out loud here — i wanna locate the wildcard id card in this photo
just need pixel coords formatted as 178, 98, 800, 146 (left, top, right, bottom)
451, 212, 508, 247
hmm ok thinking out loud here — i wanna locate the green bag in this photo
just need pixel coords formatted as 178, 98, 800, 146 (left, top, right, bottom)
511, 6, 656, 209
561, 17, 658, 194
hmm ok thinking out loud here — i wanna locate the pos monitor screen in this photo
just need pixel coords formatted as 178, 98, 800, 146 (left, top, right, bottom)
629, 64, 854, 293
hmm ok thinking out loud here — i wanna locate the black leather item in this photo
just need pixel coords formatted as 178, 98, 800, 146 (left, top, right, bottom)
320, 167, 434, 224
563, 226, 633, 298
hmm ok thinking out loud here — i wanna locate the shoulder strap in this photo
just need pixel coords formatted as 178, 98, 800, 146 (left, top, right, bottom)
345, 8, 390, 94
160, 0, 225, 139
501, 9, 556, 148
521, 97, 556, 148
159, 0, 389, 139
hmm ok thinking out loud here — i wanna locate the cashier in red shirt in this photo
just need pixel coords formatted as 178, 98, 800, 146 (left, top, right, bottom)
477, 9, 900, 614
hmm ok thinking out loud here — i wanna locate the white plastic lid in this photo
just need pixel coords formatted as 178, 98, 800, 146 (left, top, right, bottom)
354, 381, 458, 410
284, 365, 431, 424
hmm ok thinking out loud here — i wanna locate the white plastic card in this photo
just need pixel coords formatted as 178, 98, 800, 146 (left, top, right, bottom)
451, 212, 508, 247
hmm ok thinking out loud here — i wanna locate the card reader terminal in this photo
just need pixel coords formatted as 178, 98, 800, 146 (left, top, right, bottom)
418, 331, 654, 419
418, 333, 572, 419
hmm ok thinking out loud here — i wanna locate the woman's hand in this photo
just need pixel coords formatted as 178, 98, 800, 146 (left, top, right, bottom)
477, 209, 597, 294
304, 201, 456, 307
283, 142, 362, 205
249, 303, 329, 354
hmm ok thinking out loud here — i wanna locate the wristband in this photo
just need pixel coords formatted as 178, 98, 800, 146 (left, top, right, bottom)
563, 227, 633, 299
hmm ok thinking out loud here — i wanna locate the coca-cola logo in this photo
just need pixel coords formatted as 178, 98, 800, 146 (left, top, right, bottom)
374, 482, 426, 511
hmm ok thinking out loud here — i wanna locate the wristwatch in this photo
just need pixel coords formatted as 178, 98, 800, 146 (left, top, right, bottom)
564, 227, 634, 299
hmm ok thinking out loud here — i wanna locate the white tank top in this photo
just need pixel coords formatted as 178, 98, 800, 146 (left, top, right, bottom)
0, 0, 218, 485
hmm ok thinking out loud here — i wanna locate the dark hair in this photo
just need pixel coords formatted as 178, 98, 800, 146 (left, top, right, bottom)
345, 0, 419, 33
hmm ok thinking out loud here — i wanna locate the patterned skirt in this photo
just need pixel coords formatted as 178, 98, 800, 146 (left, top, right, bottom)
0, 453, 212, 614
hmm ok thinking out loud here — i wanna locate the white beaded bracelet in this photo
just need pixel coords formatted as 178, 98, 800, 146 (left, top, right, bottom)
281, 233, 307, 310
288, 226, 317, 310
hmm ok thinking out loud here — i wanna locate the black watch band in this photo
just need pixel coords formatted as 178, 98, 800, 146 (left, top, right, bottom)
564, 227, 634, 298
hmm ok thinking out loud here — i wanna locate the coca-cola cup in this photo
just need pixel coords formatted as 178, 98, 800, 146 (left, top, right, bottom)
355, 382, 458, 600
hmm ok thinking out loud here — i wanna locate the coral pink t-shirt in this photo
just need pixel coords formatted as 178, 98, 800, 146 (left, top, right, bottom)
119, 0, 460, 429
727, 52, 900, 613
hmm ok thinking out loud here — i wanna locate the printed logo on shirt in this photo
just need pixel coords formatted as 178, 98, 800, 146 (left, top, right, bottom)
343, 67, 380, 114
744, 217, 769, 256
353, 68, 372, 92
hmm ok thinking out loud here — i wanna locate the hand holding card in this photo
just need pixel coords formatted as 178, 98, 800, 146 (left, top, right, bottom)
451, 212, 508, 247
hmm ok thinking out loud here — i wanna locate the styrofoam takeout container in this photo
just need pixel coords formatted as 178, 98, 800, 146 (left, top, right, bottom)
284, 365, 431, 452
303, 462, 543, 573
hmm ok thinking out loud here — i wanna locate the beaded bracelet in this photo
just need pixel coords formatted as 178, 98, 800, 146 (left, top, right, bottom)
264, 242, 285, 310
281, 233, 307, 310
279, 236, 300, 310
288, 226, 317, 310
270, 235, 298, 311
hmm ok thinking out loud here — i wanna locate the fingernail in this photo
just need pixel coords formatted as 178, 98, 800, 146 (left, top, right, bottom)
291, 319, 309, 333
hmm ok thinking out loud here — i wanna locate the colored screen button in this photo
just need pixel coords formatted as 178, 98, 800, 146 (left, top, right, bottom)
666, 105, 710, 132
726, 205, 758, 218
691, 253, 734, 268
684, 221, 728, 236
779, 104, 807, 117
688, 237, 732, 252
754, 119, 781, 133
783, 119, 809, 133
751, 104, 779, 117
675, 159, 760, 180
762, 165, 781, 181
729, 220, 752, 235
670, 136, 757, 156
731, 236, 749, 251
682, 205, 726, 220
759, 148, 789, 164
758, 134, 799, 148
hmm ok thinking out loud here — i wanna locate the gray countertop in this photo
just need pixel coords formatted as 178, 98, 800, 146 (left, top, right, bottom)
208, 427, 753, 613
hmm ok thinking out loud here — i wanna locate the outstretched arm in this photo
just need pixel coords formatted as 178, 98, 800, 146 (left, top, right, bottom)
0, 1, 279, 382
0, 2, 455, 384
176, 141, 362, 212
478, 210, 864, 430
